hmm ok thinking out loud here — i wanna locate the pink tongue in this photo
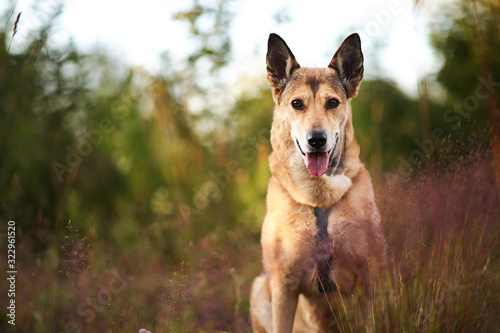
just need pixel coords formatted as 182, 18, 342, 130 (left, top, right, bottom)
306, 152, 328, 177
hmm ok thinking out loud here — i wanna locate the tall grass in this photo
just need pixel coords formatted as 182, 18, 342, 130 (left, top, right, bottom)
1, 147, 498, 332
374, 149, 499, 332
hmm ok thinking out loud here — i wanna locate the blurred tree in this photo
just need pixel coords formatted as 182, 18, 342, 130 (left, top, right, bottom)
351, 79, 421, 175
430, 0, 500, 192
0, 9, 169, 254
0, 28, 90, 251
174, 0, 233, 73
171, 0, 237, 142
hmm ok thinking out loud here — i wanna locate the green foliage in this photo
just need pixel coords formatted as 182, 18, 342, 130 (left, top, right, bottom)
429, 0, 500, 136
352, 79, 421, 173
174, 0, 233, 72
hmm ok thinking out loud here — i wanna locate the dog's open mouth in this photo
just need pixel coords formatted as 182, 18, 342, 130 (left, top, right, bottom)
306, 152, 329, 177
296, 139, 331, 177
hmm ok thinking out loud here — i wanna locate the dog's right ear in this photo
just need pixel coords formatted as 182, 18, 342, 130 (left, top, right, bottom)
329, 33, 364, 98
266, 33, 300, 93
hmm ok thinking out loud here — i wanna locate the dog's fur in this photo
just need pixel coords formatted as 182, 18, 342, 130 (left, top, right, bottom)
250, 33, 387, 332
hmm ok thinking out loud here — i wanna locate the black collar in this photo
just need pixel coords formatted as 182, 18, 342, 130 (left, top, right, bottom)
314, 207, 336, 293
314, 207, 329, 240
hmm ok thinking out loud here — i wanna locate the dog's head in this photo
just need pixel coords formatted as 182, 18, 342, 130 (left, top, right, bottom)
267, 33, 363, 177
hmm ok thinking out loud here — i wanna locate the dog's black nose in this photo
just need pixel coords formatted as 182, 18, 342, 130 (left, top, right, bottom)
307, 131, 327, 149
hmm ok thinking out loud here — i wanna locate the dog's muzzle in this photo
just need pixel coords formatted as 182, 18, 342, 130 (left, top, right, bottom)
297, 131, 335, 177
307, 131, 327, 149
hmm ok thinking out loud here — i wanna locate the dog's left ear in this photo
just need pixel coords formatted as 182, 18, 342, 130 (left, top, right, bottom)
266, 33, 300, 93
329, 33, 364, 98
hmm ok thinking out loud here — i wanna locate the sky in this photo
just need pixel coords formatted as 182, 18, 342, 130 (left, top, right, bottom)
2, 0, 453, 96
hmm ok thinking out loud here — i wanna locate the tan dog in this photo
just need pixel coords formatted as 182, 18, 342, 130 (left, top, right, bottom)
250, 33, 387, 332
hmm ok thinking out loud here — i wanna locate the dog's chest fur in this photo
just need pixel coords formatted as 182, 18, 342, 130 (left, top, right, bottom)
261, 165, 379, 297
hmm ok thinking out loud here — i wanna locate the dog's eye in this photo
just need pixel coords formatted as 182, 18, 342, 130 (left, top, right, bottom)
327, 98, 340, 109
291, 99, 304, 110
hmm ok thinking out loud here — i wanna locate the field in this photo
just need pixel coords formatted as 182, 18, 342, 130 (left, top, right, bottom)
1, 0, 499, 332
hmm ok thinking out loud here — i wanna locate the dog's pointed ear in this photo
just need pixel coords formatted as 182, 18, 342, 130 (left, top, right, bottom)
329, 33, 364, 98
266, 33, 300, 92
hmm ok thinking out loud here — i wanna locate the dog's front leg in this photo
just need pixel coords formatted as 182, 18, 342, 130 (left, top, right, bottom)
270, 276, 299, 333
